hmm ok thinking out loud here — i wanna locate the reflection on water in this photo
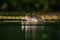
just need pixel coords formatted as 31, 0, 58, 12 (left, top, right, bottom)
0, 22, 60, 40
21, 21, 45, 40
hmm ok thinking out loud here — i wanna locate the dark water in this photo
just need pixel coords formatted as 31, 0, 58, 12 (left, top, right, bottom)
0, 22, 60, 40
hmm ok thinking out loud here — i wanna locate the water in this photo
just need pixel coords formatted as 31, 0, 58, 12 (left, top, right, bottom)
0, 22, 60, 40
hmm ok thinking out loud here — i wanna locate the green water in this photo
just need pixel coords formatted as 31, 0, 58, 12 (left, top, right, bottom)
0, 22, 60, 40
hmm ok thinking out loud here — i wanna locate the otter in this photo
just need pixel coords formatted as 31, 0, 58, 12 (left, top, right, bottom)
25, 13, 45, 23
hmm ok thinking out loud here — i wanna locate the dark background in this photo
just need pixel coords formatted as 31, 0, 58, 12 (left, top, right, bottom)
0, 0, 60, 12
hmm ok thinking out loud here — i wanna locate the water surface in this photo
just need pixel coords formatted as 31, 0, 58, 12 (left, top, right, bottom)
0, 22, 60, 40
